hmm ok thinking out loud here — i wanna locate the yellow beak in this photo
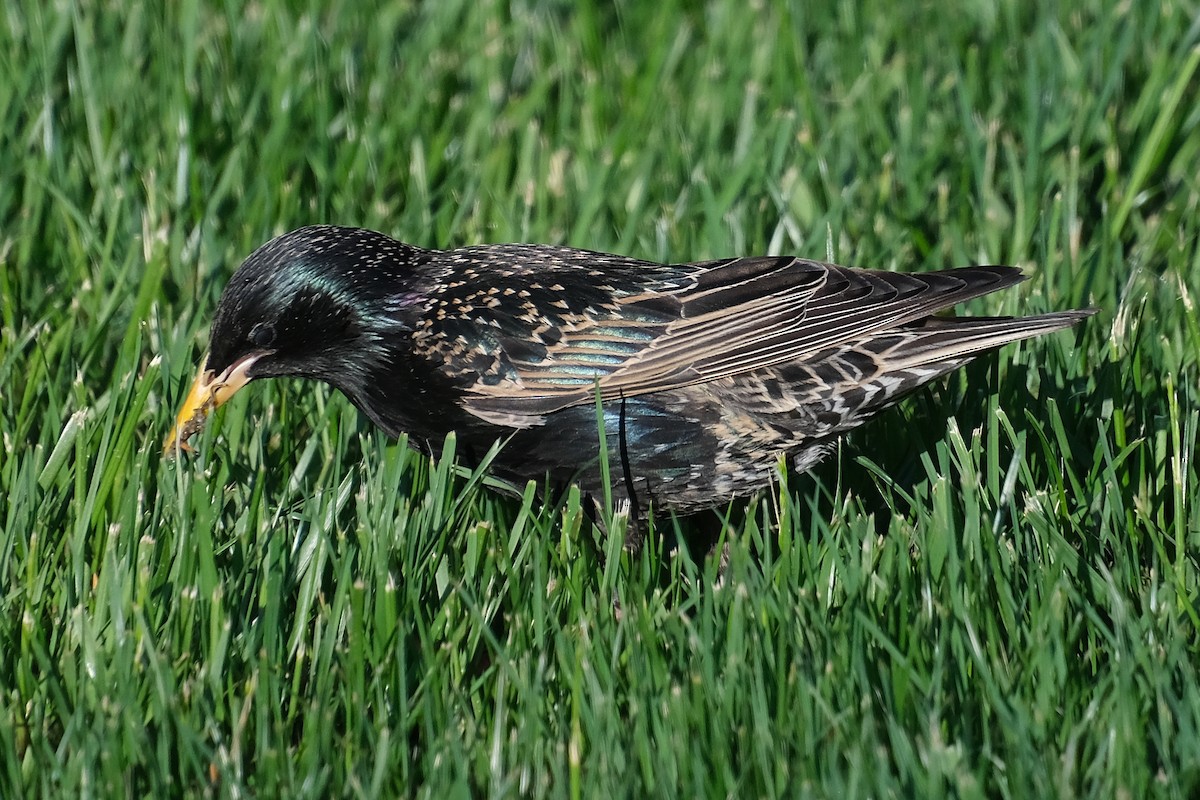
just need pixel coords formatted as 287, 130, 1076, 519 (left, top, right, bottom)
162, 353, 263, 456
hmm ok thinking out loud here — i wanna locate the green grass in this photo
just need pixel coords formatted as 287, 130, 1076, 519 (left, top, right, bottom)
2, 0, 1199, 796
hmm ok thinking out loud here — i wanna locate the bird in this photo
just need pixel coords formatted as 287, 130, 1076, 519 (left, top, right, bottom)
164, 225, 1094, 541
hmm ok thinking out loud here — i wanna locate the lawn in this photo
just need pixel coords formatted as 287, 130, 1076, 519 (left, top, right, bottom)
2, 0, 1198, 796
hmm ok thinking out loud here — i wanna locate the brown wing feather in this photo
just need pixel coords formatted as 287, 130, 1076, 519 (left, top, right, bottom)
459, 256, 1033, 426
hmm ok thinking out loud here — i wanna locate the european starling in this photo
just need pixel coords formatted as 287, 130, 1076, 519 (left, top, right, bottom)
165, 225, 1094, 526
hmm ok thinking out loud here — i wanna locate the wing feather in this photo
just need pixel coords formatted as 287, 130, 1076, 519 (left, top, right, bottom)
448, 255, 1035, 425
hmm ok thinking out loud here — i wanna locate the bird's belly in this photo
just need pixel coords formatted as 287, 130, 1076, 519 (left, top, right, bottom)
481, 380, 838, 514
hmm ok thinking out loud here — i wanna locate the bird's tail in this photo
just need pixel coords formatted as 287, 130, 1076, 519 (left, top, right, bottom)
798, 308, 1097, 426
881, 309, 1097, 368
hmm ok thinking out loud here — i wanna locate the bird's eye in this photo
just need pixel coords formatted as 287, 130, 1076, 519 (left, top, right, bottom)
249, 322, 276, 348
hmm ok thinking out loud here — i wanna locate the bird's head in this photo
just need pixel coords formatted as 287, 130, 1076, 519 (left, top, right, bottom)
163, 225, 427, 454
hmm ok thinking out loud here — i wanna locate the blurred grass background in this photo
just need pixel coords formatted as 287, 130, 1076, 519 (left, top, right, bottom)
2, 0, 1199, 796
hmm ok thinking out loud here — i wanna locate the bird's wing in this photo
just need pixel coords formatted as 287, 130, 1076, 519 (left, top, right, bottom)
417, 250, 1024, 426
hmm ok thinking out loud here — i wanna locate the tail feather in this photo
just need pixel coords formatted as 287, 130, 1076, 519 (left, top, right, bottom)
885, 309, 1097, 368
804, 308, 1097, 419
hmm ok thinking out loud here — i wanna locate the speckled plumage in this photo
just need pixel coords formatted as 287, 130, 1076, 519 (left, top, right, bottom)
181, 225, 1094, 518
